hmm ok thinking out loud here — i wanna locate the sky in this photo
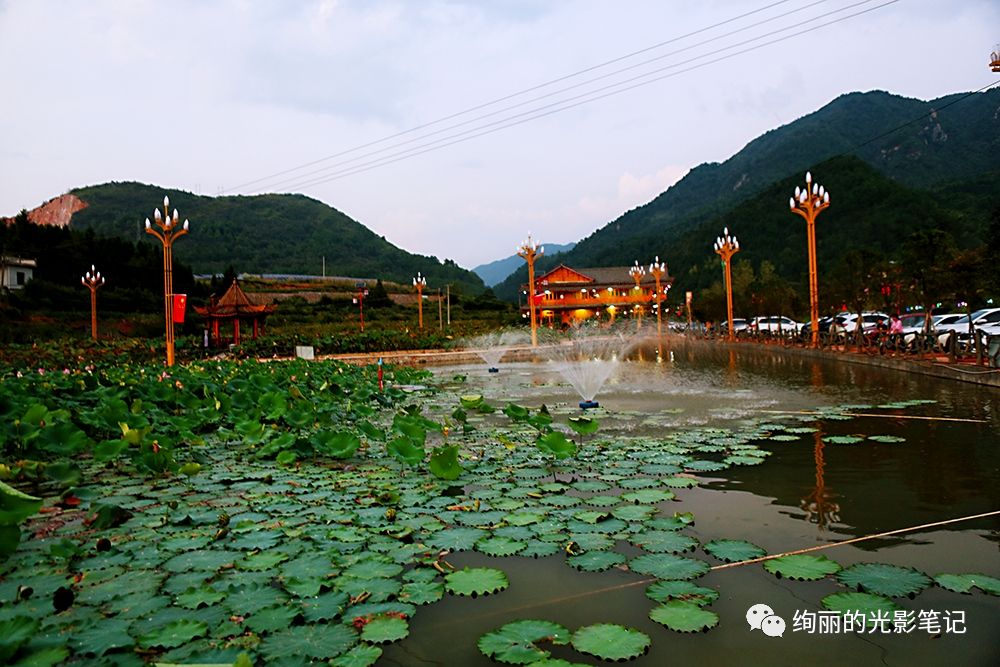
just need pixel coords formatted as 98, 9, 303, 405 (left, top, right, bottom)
1, 0, 997, 270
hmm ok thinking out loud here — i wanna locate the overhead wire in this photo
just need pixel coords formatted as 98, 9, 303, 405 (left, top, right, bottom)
268, 0, 902, 192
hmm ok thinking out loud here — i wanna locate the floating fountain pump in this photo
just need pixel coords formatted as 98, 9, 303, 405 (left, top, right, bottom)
488, 367, 500, 373
579, 400, 599, 409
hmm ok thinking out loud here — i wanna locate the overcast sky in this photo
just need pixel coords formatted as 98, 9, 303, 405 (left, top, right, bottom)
2, 0, 997, 269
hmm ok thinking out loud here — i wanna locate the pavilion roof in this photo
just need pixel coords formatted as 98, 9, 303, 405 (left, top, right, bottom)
532, 264, 670, 288
194, 279, 275, 318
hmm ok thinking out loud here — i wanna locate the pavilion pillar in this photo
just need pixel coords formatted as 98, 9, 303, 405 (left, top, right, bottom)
234, 318, 241, 346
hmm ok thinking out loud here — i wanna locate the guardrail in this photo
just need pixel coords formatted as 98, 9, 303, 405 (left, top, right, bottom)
690, 326, 1000, 368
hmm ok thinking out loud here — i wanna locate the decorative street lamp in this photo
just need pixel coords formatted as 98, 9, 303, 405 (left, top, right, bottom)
648, 257, 668, 337
713, 228, 740, 341
145, 196, 189, 366
517, 233, 544, 347
413, 272, 427, 328
629, 261, 646, 329
991, 45, 1000, 72
353, 281, 369, 332
789, 171, 831, 347
81, 265, 105, 341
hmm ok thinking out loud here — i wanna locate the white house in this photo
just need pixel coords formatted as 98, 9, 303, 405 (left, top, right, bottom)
1, 256, 36, 290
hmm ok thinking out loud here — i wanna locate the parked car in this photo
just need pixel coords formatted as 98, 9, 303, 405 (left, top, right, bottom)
750, 316, 802, 333
719, 318, 748, 332
829, 312, 890, 336
970, 307, 1000, 327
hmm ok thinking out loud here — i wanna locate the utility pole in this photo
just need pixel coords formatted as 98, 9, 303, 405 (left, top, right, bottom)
446, 284, 451, 326
438, 287, 443, 330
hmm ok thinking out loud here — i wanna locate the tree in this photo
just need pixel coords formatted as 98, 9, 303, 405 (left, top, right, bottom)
365, 279, 393, 309
900, 229, 957, 332
828, 248, 884, 345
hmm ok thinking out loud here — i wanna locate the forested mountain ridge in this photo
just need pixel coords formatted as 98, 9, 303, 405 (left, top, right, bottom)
66, 182, 485, 294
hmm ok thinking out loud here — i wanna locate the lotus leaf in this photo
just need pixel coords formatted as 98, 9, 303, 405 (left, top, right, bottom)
764, 554, 841, 580
0, 616, 38, 664
176, 586, 226, 610
644, 513, 693, 531
400, 580, 444, 605
259, 624, 357, 661
836, 563, 932, 597
570, 623, 649, 661
660, 477, 699, 488
571, 480, 611, 492
426, 527, 489, 551
456, 510, 507, 527
244, 603, 300, 634
567, 550, 627, 571
956, 573, 1000, 595
645, 580, 719, 605
360, 616, 409, 644
583, 495, 620, 507
330, 644, 382, 667
523, 660, 590, 667
629, 531, 698, 554
137, 619, 209, 650
478, 619, 570, 664
867, 435, 906, 443
821, 591, 902, 615
225, 583, 290, 616
495, 525, 536, 540
300, 591, 350, 622
629, 553, 710, 580
933, 573, 976, 593
535, 432, 577, 459
649, 600, 720, 632
703, 539, 766, 563
520, 541, 561, 558
342, 559, 403, 580
387, 436, 425, 467
335, 576, 402, 602
683, 460, 728, 472
567, 417, 599, 436
568, 532, 614, 551
445, 567, 509, 597
430, 445, 463, 480
476, 536, 527, 556
0, 481, 43, 526
611, 504, 656, 522
236, 551, 289, 571
163, 550, 234, 573
621, 488, 675, 504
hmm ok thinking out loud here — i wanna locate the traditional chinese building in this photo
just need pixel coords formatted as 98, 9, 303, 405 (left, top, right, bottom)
0, 256, 36, 291
521, 264, 673, 327
194, 279, 276, 346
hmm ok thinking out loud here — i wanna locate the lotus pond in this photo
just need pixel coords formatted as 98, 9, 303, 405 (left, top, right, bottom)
0, 341, 998, 667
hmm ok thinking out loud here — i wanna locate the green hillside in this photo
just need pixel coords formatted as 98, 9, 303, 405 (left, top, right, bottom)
495, 88, 1000, 303
68, 182, 485, 294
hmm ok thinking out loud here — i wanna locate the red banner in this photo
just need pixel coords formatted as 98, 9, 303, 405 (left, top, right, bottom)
531, 294, 544, 306
172, 294, 187, 323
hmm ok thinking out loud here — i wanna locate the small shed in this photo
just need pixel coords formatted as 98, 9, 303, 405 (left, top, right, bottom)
0, 256, 36, 290
194, 279, 276, 346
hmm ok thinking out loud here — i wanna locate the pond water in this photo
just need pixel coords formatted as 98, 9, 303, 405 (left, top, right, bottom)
382, 340, 1000, 667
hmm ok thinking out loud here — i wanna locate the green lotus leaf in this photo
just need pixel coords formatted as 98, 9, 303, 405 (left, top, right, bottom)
136, 619, 209, 650
571, 480, 611, 492
629, 553, 710, 580
821, 591, 903, 615
570, 623, 649, 661
520, 541, 561, 558
244, 603, 299, 634
330, 644, 382, 667
400, 580, 444, 605
611, 504, 656, 522
629, 531, 698, 554
66, 617, 134, 657
342, 559, 403, 580
764, 554, 841, 580
933, 573, 976, 593
360, 616, 409, 644
445, 567, 509, 597
567, 550, 627, 572
358, 421, 387, 442
535, 432, 577, 460
836, 563, 932, 597
621, 489, 675, 504
503, 403, 531, 422
683, 460, 728, 472
616, 478, 662, 489
43, 460, 83, 487
0, 481, 43, 526
645, 580, 719, 605
0, 616, 38, 664
568, 532, 614, 551
402, 567, 439, 583
236, 550, 289, 571
425, 527, 489, 551
867, 435, 906, 443
724, 455, 766, 466
824, 435, 865, 445
386, 435, 425, 467
703, 539, 766, 563
163, 549, 235, 573
582, 495, 619, 508
93, 438, 130, 462
476, 536, 527, 557
660, 477, 700, 489
430, 445, 464, 480
300, 591, 350, 622
965, 574, 1000, 595
649, 600, 720, 632
335, 576, 402, 603
523, 660, 590, 667
478, 619, 570, 664
259, 392, 288, 420
8, 646, 70, 667
259, 624, 357, 661
460, 395, 484, 409
283, 577, 323, 598
176, 586, 226, 610
567, 417, 599, 436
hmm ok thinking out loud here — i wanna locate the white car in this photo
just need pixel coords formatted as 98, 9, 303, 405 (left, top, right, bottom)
970, 307, 1000, 328
830, 312, 890, 335
750, 316, 801, 333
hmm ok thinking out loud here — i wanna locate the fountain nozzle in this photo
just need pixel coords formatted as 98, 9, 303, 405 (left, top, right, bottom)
488, 367, 499, 373
579, 400, 599, 409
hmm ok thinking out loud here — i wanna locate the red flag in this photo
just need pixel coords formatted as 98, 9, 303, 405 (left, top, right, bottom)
532, 293, 544, 306
172, 294, 187, 323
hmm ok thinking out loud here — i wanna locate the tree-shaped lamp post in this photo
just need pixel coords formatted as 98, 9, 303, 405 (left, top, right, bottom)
630, 261, 646, 329
789, 172, 831, 347
713, 229, 740, 342
81, 265, 105, 342
517, 233, 544, 347
413, 272, 427, 328
145, 196, 189, 366
648, 257, 668, 337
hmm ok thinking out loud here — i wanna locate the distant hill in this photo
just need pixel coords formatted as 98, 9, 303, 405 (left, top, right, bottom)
67, 183, 485, 294
495, 88, 1000, 302
473, 242, 576, 286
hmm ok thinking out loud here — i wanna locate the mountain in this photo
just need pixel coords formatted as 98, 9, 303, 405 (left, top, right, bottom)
494, 88, 1000, 302
473, 242, 576, 286
66, 182, 485, 294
